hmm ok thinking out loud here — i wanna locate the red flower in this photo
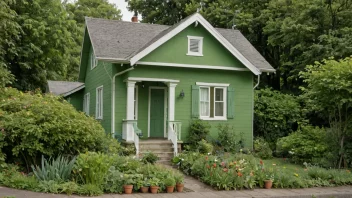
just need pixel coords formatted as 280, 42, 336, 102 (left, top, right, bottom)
221, 162, 225, 167
213, 163, 217, 168
237, 172, 243, 177
223, 168, 228, 172
205, 156, 208, 161
206, 165, 210, 169
260, 160, 263, 165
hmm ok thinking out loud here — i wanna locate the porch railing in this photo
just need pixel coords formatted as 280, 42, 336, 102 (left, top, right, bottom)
122, 120, 142, 155
167, 120, 182, 156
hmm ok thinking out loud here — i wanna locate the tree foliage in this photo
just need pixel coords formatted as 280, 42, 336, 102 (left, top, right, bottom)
300, 57, 352, 168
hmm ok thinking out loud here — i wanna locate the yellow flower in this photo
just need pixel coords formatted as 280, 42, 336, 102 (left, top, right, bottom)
294, 173, 299, 177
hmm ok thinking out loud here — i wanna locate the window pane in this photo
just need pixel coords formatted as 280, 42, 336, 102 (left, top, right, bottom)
200, 101, 209, 116
190, 39, 199, 52
215, 88, 223, 101
215, 102, 224, 116
200, 88, 209, 101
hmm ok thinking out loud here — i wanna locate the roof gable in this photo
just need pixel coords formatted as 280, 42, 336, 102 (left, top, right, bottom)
130, 13, 261, 75
140, 24, 247, 69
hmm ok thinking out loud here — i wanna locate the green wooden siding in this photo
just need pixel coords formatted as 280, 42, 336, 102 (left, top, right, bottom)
114, 65, 254, 148
141, 25, 246, 69
65, 89, 84, 111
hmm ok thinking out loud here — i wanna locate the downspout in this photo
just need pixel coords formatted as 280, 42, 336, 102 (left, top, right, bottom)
252, 74, 260, 150
111, 66, 135, 137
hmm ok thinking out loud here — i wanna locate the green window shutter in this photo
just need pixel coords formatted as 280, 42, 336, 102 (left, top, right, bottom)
192, 85, 200, 118
227, 87, 235, 119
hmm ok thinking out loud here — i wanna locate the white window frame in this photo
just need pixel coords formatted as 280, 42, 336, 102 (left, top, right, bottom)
199, 87, 210, 118
90, 51, 97, 70
83, 93, 90, 115
134, 86, 138, 120
95, 86, 103, 119
187, 36, 203, 56
197, 82, 228, 120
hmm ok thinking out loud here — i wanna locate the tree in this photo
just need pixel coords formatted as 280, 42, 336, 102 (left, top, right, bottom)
300, 57, 352, 168
1, 0, 80, 91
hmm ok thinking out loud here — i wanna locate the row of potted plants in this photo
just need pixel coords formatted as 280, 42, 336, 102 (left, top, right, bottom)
123, 174, 184, 194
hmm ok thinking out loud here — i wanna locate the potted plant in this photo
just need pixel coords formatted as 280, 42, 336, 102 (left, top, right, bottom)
123, 175, 134, 194
164, 177, 176, 193
149, 178, 160, 194
140, 179, 150, 193
264, 175, 274, 189
174, 173, 184, 192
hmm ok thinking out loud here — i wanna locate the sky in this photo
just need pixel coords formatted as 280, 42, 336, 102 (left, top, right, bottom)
110, 0, 134, 21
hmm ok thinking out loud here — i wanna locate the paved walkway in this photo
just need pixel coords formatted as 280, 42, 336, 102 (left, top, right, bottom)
1, 185, 352, 198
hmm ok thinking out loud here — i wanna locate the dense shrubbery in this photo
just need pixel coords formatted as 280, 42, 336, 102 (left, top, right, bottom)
254, 88, 305, 149
0, 88, 109, 169
253, 137, 273, 159
0, 152, 184, 195
214, 124, 244, 154
173, 152, 352, 190
188, 119, 211, 146
276, 126, 330, 167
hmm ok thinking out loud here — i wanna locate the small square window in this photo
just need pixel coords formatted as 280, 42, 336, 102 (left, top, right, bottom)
187, 36, 203, 56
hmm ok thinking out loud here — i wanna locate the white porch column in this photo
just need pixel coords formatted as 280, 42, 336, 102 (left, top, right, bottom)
167, 82, 177, 121
125, 81, 136, 142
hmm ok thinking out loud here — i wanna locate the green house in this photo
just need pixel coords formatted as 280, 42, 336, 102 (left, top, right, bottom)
47, 13, 274, 156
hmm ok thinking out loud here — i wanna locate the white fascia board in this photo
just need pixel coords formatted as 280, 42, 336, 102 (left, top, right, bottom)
96, 57, 129, 63
196, 82, 230, 87
62, 85, 85, 97
136, 61, 249, 71
129, 13, 261, 75
125, 77, 179, 83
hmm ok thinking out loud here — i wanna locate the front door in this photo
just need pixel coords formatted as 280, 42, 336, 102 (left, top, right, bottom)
150, 88, 165, 137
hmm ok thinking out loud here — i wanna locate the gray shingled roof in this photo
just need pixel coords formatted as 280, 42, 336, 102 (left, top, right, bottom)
86, 17, 274, 72
47, 81, 84, 96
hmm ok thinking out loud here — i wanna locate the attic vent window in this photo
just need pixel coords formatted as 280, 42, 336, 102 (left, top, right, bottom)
187, 36, 203, 56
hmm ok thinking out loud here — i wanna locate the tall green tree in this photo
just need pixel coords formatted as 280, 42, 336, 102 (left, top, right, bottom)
300, 57, 352, 168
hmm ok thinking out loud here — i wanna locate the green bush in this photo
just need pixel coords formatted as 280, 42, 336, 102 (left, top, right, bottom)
216, 124, 243, 153
31, 155, 76, 182
73, 152, 112, 186
254, 88, 305, 149
188, 119, 211, 147
276, 126, 329, 166
164, 177, 175, 187
0, 88, 107, 169
253, 137, 273, 159
141, 151, 159, 164
197, 139, 213, 154
103, 166, 124, 193
77, 184, 103, 196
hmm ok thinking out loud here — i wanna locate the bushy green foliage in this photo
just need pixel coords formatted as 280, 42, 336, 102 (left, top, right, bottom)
253, 137, 273, 159
140, 151, 159, 164
73, 152, 112, 186
276, 126, 329, 166
31, 155, 76, 182
216, 124, 243, 153
188, 119, 211, 146
197, 139, 213, 154
103, 166, 124, 193
164, 177, 175, 187
254, 88, 305, 148
0, 88, 107, 169
77, 184, 103, 196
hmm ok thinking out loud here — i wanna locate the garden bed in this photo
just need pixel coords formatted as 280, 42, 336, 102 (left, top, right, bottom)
173, 152, 352, 190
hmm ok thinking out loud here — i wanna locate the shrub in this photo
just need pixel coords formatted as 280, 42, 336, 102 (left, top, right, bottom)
164, 177, 175, 187
253, 137, 273, 159
141, 151, 159, 164
77, 183, 103, 196
103, 166, 124, 193
0, 88, 107, 169
216, 124, 243, 153
188, 119, 211, 147
276, 126, 329, 166
197, 139, 213, 154
254, 88, 305, 149
73, 152, 111, 186
31, 155, 76, 182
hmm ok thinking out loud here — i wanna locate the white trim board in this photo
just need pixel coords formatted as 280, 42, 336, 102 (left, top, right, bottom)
125, 77, 179, 83
148, 87, 167, 138
196, 82, 230, 87
136, 61, 249, 72
129, 13, 261, 75
62, 85, 85, 97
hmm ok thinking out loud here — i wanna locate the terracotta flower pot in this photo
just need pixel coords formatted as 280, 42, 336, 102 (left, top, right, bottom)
140, 186, 149, 193
150, 186, 159, 194
124, 185, 133, 194
166, 186, 175, 193
264, 180, 272, 189
176, 183, 184, 192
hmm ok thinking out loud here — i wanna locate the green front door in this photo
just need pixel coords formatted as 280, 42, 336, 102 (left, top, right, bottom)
150, 89, 165, 137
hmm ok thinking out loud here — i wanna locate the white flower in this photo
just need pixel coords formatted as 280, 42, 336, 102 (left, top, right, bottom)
214, 158, 218, 162
181, 158, 184, 161
207, 153, 211, 155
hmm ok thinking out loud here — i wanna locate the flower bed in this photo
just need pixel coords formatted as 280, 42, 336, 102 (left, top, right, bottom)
0, 152, 184, 196
173, 152, 352, 190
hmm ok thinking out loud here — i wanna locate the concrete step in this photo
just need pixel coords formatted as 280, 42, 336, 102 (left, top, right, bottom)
140, 152, 173, 158
157, 160, 172, 165
140, 148, 174, 153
